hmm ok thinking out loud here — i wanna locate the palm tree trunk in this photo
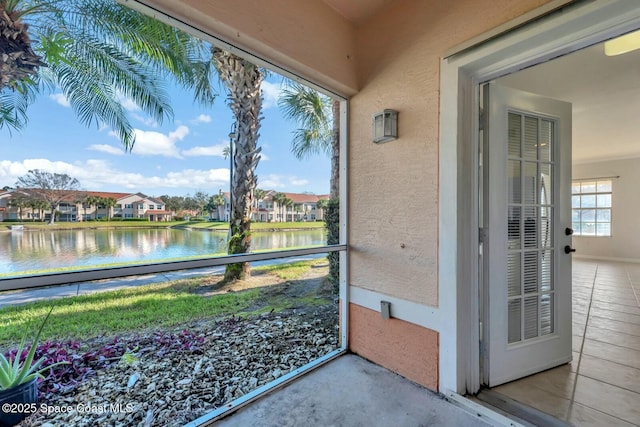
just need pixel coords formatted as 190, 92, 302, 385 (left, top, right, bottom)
331, 99, 340, 199
212, 48, 263, 281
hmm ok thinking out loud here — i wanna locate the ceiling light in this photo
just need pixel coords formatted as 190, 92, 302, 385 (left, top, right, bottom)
604, 29, 640, 56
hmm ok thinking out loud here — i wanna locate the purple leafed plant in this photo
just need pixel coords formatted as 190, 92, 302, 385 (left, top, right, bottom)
153, 329, 205, 357
3, 329, 205, 402
3, 338, 127, 402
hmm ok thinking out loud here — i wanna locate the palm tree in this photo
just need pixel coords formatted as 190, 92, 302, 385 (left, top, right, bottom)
205, 193, 226, 220
211, 47, 264, 281
1, 0, 216, 148
278, 81, 340, 199
102, 197, 117, 220
278, 81, 341, 285
8, 192, 29, 220
253, 188, 266, 221
272, 192, 286, 222
316, 198, 328, 220
0, 0, 46, 91
29, 197, 47, 221
283, 197, 293, 222
83, 195, 100, 220
79, 195, 91, 221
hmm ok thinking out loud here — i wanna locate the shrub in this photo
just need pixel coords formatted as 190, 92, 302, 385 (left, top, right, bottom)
325, 198, 340, 292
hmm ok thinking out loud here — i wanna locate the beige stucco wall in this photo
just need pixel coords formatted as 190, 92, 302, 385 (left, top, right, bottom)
348, 0, 553, 306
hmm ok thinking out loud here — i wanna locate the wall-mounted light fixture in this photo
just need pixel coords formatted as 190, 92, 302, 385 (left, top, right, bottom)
372, 109, 398, 144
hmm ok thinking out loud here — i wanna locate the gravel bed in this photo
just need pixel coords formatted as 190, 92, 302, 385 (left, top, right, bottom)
20, 303, 338, 427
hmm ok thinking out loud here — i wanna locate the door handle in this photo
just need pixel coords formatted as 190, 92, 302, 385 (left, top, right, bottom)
564, 245, 576, 254
565, 227, 574, 236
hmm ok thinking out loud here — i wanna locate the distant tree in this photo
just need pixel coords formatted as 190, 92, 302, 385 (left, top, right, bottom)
161, 195, 184, 215
182, 195, 200, 214
282, 197, 293, 222
74, 194, 87, 221
205, 193, 226, 220
103, 197, 117, 220
15, 170, 80, 225
253, 188, 266, 220
29, 197, 48, 221
84, 195, 102, 220
192, 191, 209, 217
8, 193, 30, 220
316, 198, 328, 212
272, 192, 286, 222
254, 188, 266, 202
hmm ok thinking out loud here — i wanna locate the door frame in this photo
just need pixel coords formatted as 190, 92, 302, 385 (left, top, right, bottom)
438, 0, 640, 395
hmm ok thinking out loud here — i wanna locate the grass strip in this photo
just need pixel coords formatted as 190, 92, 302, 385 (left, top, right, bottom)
0, 260, 326, 347
0, 279, 259, 346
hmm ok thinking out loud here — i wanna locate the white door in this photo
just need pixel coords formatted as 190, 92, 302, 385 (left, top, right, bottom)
482, 82, 573, 387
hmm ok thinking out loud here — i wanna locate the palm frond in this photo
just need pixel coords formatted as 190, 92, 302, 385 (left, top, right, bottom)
279, 81, 332, 160
0, 78, 38, 132
63, 0, 217, 106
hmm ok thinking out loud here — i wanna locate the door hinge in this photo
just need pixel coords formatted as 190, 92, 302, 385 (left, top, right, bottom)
479, 109, 486, 132
479, 227, 487, 244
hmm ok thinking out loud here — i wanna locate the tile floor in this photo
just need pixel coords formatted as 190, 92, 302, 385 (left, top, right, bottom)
493, 259, 640, 426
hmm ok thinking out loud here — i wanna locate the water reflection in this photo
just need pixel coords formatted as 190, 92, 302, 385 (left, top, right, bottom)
0, 228, 326, 274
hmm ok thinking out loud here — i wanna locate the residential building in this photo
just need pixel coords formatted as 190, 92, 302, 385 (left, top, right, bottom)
0, 190, 170, 222
211, 190, 328, 222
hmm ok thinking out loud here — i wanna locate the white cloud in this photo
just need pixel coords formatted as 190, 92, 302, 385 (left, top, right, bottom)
191, 114, 212, 124
261, 80, 282, 109
182, 144, 227, 157
88, 144, 125, 156
258, 174, 309, 189
0, 159, 81, 184
132, 113, 159, 128
49, 93, 70, 107
0, 159, 229, 191
116, 125, 190, 158
117, 93, 140, 112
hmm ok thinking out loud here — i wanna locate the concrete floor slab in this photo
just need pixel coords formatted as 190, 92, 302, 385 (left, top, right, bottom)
214, 355, 491, 427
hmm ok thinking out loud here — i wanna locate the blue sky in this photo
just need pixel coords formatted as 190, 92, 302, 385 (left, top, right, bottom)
0, 75, 330, 198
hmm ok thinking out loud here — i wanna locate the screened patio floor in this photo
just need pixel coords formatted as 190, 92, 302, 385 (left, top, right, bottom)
212, 354, 491, 427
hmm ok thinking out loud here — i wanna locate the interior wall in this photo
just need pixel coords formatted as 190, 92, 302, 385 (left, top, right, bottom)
573, 157, 640, 262
348, 0, 552, 306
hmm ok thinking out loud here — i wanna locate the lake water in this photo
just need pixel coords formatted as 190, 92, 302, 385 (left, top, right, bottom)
0, 228, 326, 274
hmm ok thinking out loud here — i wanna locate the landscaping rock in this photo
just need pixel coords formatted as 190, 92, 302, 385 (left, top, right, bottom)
19, 303, 338, 427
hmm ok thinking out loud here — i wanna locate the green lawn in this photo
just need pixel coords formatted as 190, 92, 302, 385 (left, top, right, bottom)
0, 260, 325, 347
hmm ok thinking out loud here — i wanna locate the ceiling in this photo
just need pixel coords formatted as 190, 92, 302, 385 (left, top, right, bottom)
322, 0, 396, 25
498, 40, 640, 164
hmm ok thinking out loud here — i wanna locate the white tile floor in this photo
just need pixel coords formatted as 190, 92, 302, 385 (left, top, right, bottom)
494, 259, 640, 426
